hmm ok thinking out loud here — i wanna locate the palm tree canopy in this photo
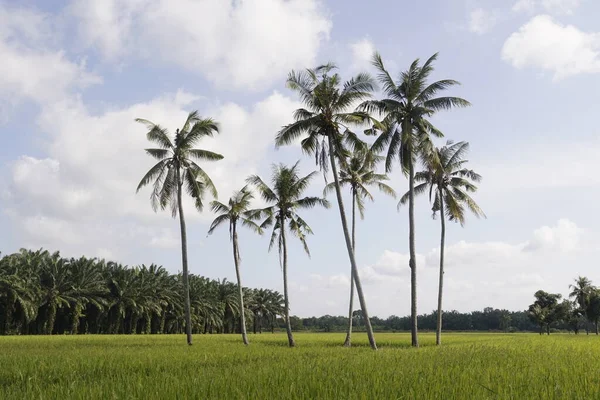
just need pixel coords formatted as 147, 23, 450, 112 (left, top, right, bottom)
136, 111, 224, 216
360, 52, 471, 174
569, 276, 594, 309
246, 162, 329, 259
324, 144, 396, 218
208, 186, 263, 239
275, 64, 377, 172
400, 140, 485, 225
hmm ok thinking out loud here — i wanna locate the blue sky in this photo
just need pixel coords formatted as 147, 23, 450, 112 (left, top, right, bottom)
1, 0, 599, 317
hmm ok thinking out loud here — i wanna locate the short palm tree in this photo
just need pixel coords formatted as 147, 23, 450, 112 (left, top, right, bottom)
275, 64, 379, 350
361, 52, 470, 347
136, 111, 223, 345
208, 186, 262, 345
247, 162, 329, 347
401, 141, 484, 345
324, 145, 396, 347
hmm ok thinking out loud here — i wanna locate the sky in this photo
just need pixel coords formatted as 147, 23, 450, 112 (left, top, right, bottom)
1, 0, 599, 318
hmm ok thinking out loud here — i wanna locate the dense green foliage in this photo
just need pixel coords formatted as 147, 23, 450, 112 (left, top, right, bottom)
0, 249, 284, 335
2, 333, 600, 399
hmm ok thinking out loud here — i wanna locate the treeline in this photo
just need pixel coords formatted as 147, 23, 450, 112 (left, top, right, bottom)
0, 249, 285, 335
528, 277, 600, 335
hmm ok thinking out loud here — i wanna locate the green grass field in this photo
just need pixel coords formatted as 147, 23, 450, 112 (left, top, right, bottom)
1, 333, 599, 399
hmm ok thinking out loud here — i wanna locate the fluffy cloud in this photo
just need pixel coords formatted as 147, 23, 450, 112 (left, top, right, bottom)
468, 8, 498, 35
512, 0, 580, 14
0, 4, 100, 116
349, 38, 375, 72
70, 0, 331, 89
291, 219, 593, 317
502, 15, 600, 80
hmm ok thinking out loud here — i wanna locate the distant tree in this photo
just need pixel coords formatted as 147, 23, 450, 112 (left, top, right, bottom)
528, 290, 563, 335
247, 162, 329, 347
208, 186, 262, 345
136, 111, 223, 345
585, 289, 600, 335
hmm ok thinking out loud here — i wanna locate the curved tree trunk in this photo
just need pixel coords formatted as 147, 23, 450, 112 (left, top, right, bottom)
327, 134, 377, 350
408, 157, 419, 348
280, 213, 296, 347
343, 191, 357, 347
176, 167, 193, 345
232, 223, 249, 345
436, 191, 446, 346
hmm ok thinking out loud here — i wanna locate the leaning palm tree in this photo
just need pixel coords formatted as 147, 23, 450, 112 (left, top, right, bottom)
275, 64, 380, 350
361, 52, 470, 347
136, 111, 223, 345
401, 141, 484, 345
208, 186, 262, 345
247, 162, 329, 347
324, 145, 396, 347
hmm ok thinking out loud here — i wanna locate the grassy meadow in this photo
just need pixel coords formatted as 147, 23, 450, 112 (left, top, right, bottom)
1, 333, 600, 399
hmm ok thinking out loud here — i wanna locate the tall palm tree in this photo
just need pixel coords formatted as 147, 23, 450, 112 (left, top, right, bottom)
208, 186, 262, 345
247, 162, 329, 347
136, 111, 223, 345
569, 276, 593, 310
275, 64, 380, 350
361, 52, 470, 347
401, 141, 484, 345
324, 146, 396, 347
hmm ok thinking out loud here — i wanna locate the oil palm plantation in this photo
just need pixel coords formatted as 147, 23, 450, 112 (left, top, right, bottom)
247, 162, 329, 347
208, 186, 262, 345
136, 111, 223, 345
324, 145, 396, 346
401, 141, 484, 345
361, 52, 470, 347
275, 64, 379, 350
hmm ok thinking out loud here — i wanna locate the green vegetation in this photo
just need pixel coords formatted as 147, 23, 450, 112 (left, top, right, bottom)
1, 333, 600, 399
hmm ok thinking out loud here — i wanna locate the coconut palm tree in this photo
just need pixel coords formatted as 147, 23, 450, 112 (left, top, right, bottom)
324, 145, 396, 347
136, 111, 223, 345
208, 186, 262, 345
247, 162, 329, 347
360, 52, 470, 347
275, 64, 379, 350
569, 276, 593, 310
401, 141, 484, 345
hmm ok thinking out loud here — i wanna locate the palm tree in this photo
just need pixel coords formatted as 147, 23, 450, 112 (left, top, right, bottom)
570, 277, 595, 334
361, 52, 470, 347
275, 64, 379, 350
324, 146, 396, 347
136, 111, 223, 345
208, 186, 262, 345
401, 141, 484, 345
67, 257, 108, 334
247, 162, 329, 347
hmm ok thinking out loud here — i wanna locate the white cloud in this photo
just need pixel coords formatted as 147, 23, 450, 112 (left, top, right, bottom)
502, 15, 600, 80
512, 0, 580, 15
3, 89, 300, 261
468, 8, 498, 35
293, 219, 594, 317
349, 38, 375, 71
0, 4, 100, 115
70, 0, 331, 89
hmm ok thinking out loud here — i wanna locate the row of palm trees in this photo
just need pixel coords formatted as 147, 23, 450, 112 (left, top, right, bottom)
0, 249, 285, 335
135, 51, 484, 350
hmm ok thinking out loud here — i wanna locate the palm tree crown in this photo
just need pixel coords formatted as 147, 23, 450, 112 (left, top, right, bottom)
208, 186, 262, 239
136, 111, 223, 214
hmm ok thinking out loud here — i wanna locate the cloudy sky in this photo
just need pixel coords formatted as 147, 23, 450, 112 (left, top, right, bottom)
1, 0, 599, 318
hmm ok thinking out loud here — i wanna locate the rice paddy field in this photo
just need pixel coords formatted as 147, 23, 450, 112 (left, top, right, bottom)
1, 333, 599, 399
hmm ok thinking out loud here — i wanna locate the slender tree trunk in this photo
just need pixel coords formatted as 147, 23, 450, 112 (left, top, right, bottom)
343, 191, 357, 347
596, 320, 599, 335
327, 134, 377, 350
408, 157, 419, 347
232, 223, 249, 345
71, 302, 83, 334
253, 312, 257, 334
47, 302, 57, 335
436, 192, 446, 346
280, 213, 296, 347
176, 167, 193, 345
